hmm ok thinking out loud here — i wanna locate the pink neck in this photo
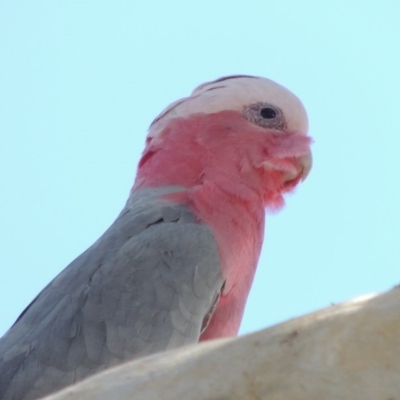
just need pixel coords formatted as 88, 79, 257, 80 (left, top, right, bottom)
135, 112, 269, 288
133, 110, 301, 337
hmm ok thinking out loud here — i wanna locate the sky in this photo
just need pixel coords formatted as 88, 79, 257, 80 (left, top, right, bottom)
0, 1, 399, 339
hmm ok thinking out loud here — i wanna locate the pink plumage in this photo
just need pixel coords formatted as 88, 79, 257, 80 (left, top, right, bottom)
135, 77, 312, 339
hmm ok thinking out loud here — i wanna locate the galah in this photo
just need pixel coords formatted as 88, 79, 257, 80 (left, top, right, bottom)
0, 75, 312, 400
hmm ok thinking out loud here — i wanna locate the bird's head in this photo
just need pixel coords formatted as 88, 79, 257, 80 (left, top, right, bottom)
136, 75, 312, 208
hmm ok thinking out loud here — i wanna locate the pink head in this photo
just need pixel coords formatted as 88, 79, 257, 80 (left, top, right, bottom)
134, 75, 312, 210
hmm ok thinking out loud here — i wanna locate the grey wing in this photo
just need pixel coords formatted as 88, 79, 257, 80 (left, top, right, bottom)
0, 188, 223, 400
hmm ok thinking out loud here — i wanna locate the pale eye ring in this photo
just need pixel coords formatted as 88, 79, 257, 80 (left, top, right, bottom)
243, 102, 286, 130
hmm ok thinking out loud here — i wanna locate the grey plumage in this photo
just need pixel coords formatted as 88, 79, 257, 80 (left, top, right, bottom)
0, 187, 223, 400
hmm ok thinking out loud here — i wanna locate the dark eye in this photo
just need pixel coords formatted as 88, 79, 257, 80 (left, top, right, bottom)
243, 102, 286, 130
260, 107, 276, 119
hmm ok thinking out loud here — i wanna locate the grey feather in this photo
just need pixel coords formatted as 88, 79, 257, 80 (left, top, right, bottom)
0, 187, 223, 400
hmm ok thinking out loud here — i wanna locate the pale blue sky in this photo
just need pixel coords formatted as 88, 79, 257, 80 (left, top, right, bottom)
1, 1, 400, 338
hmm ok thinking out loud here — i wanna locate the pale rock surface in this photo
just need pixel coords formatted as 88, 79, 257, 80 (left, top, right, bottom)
43, 286, 400, 400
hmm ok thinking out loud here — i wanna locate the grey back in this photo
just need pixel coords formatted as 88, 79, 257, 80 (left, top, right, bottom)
0, 187, 223, 400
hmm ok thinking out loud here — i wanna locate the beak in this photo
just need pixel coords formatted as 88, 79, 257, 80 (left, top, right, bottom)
299, 149, 312, 182
280, 149, 312, 186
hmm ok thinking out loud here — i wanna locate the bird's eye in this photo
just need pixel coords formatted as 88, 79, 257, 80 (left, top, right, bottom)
260, 107, 276, 119
243, 102, 286, 130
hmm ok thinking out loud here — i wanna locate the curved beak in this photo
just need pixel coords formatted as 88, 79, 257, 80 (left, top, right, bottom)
280, 149, 312, 187
299, 149, 312, 182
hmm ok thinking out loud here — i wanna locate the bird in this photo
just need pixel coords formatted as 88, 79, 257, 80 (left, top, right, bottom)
0, 74, 312, 400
